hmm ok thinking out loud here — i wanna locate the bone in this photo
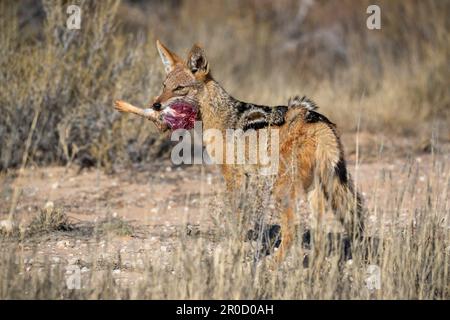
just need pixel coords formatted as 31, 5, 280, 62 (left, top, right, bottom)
114, 100, 168, 131
114, 100, 152, 118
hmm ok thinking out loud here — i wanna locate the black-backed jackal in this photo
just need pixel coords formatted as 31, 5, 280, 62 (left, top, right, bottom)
114, 40, 365, 261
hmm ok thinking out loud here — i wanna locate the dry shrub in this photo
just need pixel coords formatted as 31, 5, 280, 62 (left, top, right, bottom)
0, 158, 448, 299
96, 216, 134, 237
26, 205, 73, 236
1, 0, 449, 170
0, 0, 165, 171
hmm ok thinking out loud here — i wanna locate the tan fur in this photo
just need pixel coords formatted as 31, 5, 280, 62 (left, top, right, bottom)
118, 41, 365, 261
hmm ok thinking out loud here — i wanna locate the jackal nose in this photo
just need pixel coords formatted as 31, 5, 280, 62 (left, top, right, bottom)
152, 102, 162, 111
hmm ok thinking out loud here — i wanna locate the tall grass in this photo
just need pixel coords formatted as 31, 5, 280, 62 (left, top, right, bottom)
0, 0, 165, 171
0, 157, 448, 299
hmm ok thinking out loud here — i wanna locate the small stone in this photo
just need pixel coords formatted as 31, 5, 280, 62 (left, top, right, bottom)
52, 257, 61, 264
136, 259, 144, 268
56, 240, 68, 248
0, 219, 15, 233
44, 201, 54, 211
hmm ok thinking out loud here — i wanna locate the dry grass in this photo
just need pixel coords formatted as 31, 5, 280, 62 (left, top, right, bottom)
0, 203, 73, 238
96, 216, 134, 237
0, 158, 449, 299
26, 205, 73, 236
1, 0, 449, 170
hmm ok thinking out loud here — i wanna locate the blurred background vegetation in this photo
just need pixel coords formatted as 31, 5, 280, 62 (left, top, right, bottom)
1, 0, 449, 171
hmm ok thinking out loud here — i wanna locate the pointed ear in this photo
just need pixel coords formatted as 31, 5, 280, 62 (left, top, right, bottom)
156, 40, 182, 74
187, 44, 209, 78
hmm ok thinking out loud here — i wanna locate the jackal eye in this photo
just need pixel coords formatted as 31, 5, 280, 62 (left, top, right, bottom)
173, 85, 188, 94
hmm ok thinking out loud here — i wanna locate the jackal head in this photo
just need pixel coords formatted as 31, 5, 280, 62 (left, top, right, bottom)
151, 40, 211, 130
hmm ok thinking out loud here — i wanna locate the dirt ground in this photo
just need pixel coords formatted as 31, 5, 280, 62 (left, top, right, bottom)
1, 136, 449, 288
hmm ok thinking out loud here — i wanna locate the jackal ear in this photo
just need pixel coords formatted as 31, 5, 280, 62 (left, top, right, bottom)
187, 44, 209, 78
156, 40, 182, 74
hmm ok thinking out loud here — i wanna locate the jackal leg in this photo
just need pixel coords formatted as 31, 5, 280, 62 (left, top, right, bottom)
272, 181, 296, 263
274, 205, 295, 263
221, 164, 243, 217
221, 164, 244, 194
306, 186, 328, 252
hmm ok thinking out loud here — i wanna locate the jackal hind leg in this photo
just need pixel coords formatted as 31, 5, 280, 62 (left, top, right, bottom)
271, 181, 296, 264
306, 185, 329, 259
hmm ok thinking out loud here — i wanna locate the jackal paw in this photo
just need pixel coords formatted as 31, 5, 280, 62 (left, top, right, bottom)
247, 224, 282, 257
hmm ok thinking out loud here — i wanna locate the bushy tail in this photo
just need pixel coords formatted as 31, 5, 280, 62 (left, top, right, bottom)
289, 95, 365, 240
331, 175, 365, 240
308, 114, 365, 240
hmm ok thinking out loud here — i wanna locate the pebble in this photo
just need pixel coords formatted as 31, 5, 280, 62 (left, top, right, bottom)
56, 240, 69, 248
365, 265, 381, 290
52, 257, 61, 264
44, 201, 54, 210
136, 259, 144, 268
0, 220, 15, 233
